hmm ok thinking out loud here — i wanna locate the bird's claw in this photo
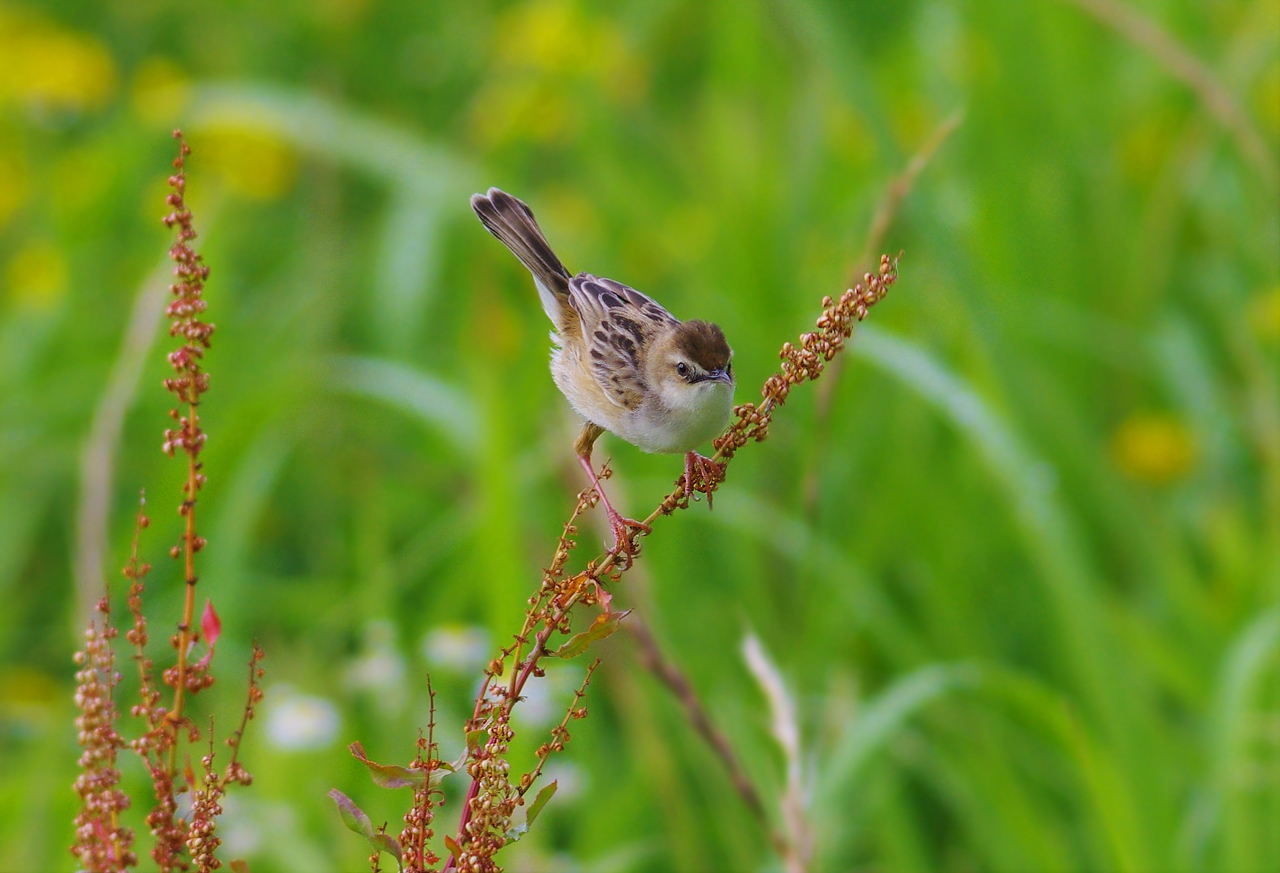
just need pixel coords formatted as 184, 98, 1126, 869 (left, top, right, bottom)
681, 452, 726, 508
606, 511, 650, 558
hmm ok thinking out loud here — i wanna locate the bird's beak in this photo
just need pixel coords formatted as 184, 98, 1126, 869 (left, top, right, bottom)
709, 367, 733, 385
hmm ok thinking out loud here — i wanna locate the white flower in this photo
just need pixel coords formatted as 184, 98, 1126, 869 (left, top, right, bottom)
264, 685, 340, 751
420, 625, 490, 673
513, 663, 583, 730
345, 620, 407, 713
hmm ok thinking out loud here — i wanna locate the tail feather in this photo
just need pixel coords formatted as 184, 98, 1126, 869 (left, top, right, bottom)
471, 188, 574, 329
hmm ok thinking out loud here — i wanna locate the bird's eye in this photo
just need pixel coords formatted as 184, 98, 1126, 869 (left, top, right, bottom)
676, 362, 688, 377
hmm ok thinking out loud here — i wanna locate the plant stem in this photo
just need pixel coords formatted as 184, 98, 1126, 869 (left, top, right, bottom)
168, 397, 200, 772
627, 613, 791, 860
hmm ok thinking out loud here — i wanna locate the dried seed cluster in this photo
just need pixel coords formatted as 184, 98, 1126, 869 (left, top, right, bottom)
399, 717, 444, 871
71, 596, 136, 872
70, 134, 263, 873
714, 253, 898, 460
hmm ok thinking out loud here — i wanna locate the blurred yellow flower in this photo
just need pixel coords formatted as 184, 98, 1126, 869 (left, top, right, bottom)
470, 79, 574, 146
1254, 58, 1280, 136
541, 186, 597, 239
195, 125, 298, 200
0, 147, 28, 229
0, 9, 116, 111
473, 0, 645, 148
1112, 412, 1196, 485
6, 240, 68, 310
312, 0, 375, 28
0, 666, 59, 720
130, 56, 191, 127
501, 0, 580, 76
497, 0, 643, 97
1248, 285, 1280, 344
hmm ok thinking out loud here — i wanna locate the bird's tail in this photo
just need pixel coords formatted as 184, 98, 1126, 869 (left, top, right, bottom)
471, 188, 573, 329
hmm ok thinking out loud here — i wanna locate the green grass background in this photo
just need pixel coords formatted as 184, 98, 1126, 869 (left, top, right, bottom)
2, 0, 1278, 870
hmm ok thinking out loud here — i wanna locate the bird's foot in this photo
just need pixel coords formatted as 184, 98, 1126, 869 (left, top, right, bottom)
577, 452, 649, 558
605, 508, 651, 560
682, 451, 726, 508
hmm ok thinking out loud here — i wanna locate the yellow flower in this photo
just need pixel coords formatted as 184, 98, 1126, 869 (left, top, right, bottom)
0, 147, 28, 229
470, 78, 576, 147
0, 667, 59, 722
6, 240, 68, 311
1248, 285, 1280, 344
499, 0, 582, 76
195, 125, 298, 200
0, 9, 116, 111
473, 0, 645, 148
1254, 58, 1280, 136
130, 56, 190, 127
1112, 412, 1196, 485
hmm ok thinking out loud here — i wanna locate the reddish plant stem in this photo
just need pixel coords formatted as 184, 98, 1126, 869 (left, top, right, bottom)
627, 613, 790, 859
168, 397, 200, 774
446, 591, 584, 871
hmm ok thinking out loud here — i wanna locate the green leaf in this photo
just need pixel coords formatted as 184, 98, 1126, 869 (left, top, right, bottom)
818, 663, 980, 802
349, 740, 428, 789
554, 609, 631, 659
370, 833, 403, 870
329, 789, 404, 872
526, 778, 558, 828
330, 788, 374, 839
506, 780, 558, 842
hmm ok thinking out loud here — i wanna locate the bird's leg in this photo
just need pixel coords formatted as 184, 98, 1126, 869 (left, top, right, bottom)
682, 451, 726, 508
575, 422, 650, 553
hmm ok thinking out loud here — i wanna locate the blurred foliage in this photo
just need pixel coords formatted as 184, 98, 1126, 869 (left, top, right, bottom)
1, 0, 1278, 870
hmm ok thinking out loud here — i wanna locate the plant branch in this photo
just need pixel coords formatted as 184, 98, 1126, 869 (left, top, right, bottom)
626, 614, 790, 859
1060, 0, 1276, 190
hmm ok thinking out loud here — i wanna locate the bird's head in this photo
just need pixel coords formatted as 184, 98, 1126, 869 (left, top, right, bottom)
649, 319, 735, 412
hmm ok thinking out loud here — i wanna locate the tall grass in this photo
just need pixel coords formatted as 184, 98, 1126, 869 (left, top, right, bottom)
0, 0, 1276, 870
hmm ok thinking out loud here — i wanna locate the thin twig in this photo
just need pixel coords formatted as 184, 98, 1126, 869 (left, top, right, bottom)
1060, 0, 1276, 190
855, 107, 964, 281
626, 613, 791, 860
803, 112, 961, 513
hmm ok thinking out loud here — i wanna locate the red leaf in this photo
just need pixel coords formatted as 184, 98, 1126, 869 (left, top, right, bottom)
202, 599, 221, 648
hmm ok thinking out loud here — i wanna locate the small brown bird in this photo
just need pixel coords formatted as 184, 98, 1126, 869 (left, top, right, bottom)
471, 188, 735, 550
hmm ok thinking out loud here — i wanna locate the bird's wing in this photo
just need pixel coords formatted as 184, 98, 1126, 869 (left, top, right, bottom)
568, 274, 679, 410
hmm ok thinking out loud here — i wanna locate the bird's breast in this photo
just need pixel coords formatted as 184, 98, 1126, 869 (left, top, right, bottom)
626, 381, 734, 454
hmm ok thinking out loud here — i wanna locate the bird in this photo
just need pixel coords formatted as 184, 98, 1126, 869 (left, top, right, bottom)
470, 187, 735, 552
